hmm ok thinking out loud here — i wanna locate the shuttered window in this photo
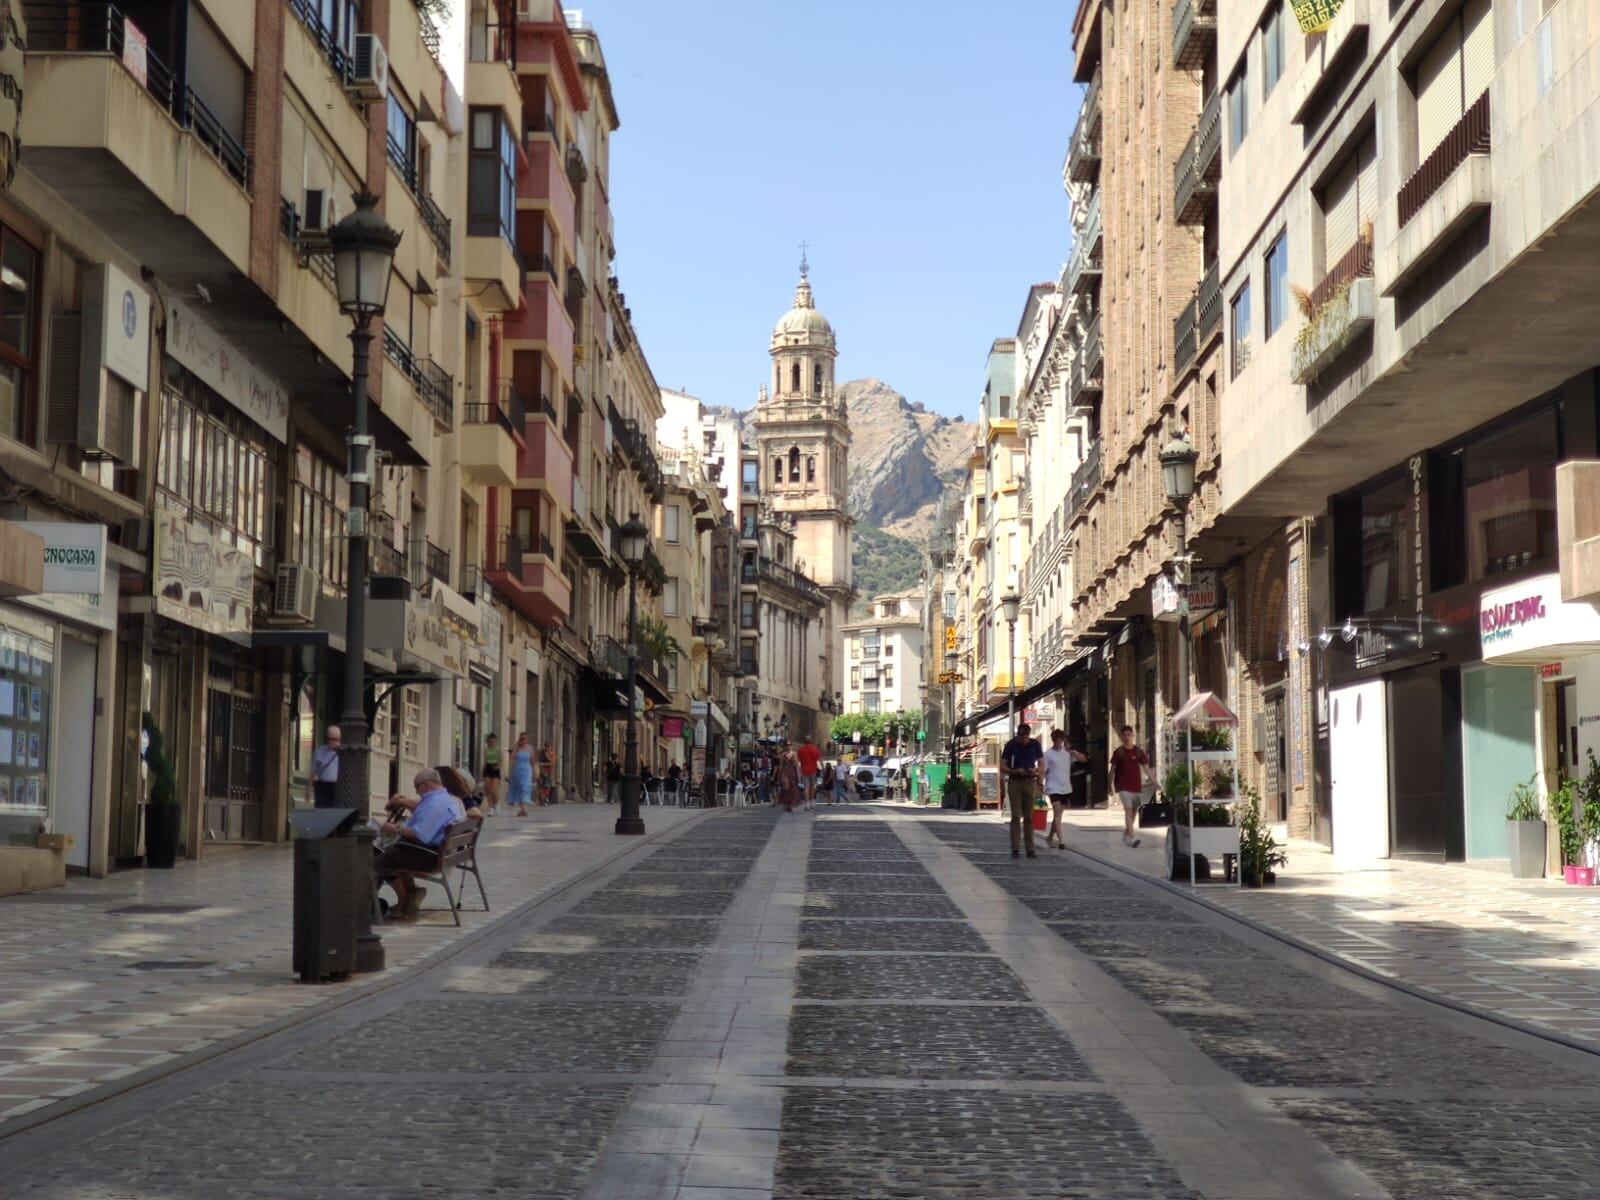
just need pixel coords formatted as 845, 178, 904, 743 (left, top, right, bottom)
1416, 21, 1463, 159
1356, 133, 1379, 234
1462, 0, 1495, 101
1323, 156, 1359, 265
1416, 0, 1495, 160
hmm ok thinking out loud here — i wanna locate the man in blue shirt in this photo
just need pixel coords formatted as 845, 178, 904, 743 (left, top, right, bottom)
376, 768, 466, 919
1001, 722, 1044, 859
309, 726, 340, 808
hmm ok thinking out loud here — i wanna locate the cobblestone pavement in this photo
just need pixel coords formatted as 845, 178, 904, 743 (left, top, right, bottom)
1052, 802, 1600, 1048
7, 803, 1600, 1198
0, 804, 706, 1128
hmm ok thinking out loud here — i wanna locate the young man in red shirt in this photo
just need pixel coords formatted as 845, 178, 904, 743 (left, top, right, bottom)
797, 736, 822, 810
1109, 725, 1151, 848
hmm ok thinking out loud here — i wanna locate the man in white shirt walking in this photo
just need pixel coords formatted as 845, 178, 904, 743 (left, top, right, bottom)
310, 726, 341, 808
1042, 728, 1087, 850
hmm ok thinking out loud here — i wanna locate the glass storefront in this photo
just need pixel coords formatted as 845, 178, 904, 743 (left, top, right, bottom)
0, 605, 53, 841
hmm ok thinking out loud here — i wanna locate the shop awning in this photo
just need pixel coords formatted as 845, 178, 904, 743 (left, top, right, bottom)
954, 654, 1091, 737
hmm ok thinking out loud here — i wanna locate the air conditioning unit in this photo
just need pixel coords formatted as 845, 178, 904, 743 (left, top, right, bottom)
302, 188, 335, 237
349, 34, 389, 100
273, 563, 319, 623
46, 313, 135, 462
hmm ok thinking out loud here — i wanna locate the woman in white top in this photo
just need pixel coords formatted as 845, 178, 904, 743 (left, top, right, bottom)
1042, 728, 1088, 850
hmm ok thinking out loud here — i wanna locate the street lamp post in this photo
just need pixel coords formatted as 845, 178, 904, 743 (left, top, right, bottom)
1160, 429, 1200, 718
617, 513, 650, 836
1000, 591, 1021, 742
329, 192, 400, 975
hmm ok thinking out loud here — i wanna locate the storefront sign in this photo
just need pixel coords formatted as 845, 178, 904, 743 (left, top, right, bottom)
11, 521, 116, 633
405, 593, 464, 678
661, 717, 684, 739
689, 700, 708, 717
1480, 573, 1600, 663
168, 301, 289, 442
1542, 662, 1565, 679
1152, 570, 1221, 622
153, 513, 254, 637
433, 582, 482, 646
121, 15, 149, 84
99, 263, 151, 390
1353, 626, 1389, 670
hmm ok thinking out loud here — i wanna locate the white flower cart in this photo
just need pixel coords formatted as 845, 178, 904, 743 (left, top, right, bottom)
1164, 692, 1240, 886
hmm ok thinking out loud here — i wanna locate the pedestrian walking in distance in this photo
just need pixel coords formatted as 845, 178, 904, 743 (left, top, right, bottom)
1001, 721, 1044, 859
1110, 725, 1151, 848
1043, 728, 1087, 850
798, 735, 822, 810
604, 753, 623, 805
480, 734, 503, 814
310, 725, 341, 808
508, 733, 535, 817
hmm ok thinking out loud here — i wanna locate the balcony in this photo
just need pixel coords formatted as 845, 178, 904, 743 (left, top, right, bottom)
519, 405, 575, 511
1196, 260, 1223, 349
1068, 191, 1103, 296
504, 273, 575, 376
1172, 0, 1216, 70
1081, 69, 1102, 141
518, 136, 576, 246
1174, 91, 1222, 225
565, 473, 607, 563
1290, 0, 1371, 126
371, 538, 409, 582
382, 326, 454, 430
759, 557, 827, 607
1292, 240, 1375, 385
1066, 112, 1100, 184
1081, 313, 1103, 382
418, 193, 452, 267
485, 529, 571, 629
410, 538, 451, 589
461, 381, 525, 487
464, 227, 524, 313
1173, 296, 1199, 383
1067, 445, 1102, 522
1379, 92, 1492, 298
24, 5, 251, 275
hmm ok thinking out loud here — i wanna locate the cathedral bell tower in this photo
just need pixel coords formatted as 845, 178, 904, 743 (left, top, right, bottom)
753, 257, 853, 706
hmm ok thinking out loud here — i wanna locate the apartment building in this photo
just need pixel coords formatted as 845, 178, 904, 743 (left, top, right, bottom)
1213, 0, 1600, 862
841, 590, 925, 718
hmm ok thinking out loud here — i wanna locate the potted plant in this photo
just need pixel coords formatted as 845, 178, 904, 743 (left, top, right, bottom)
1032, 794, 1050, 832
940, 773, 976, 812
1204, 763, 1235, 799
1550, 776, 1584, 884
1236, 787, 1286, 887
1504, 776, 1546, 880
142, 712, 182, 869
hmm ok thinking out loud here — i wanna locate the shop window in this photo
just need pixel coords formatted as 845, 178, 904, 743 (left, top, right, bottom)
1334, 470, 1418, 614
0, 609, 52, 830
0, 226, 39, 446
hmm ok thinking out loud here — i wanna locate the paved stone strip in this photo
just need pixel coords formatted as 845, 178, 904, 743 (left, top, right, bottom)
919, 814, 1600, 1199
776, 815, 1201, 1200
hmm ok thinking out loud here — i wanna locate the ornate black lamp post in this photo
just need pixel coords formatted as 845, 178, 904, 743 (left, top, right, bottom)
616, 513, 650, 836
329, 192, 400, 974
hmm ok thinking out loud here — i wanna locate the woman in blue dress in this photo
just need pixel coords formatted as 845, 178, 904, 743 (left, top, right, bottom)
507, 732, 535, 817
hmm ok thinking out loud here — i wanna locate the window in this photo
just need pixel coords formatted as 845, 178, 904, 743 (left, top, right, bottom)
999, 394, 1011, 419
864, 693, 881, 714
0, 227, 39, 445
157, 362, 281, 569
1415, 0, 1493, 162
666, 656, 679, 693
1264, 233, 1289, 338
813, 364, 822, 392
468, 108, 516, 243
664, 577, 680, 616
863, 632, 880, 658
850, 666, 860, 687
664, 503, 681, 544
1337, 471, 1418, 613
788, 446, 800, 482
402, 686, 423, 762
1230, 282, 1253, 376
883, 641, 894, 657
1319, 132, 1378, 272
772, 456, 782, 484
742, 460, 759, 496
741, 596, 757, 629
806, 456, 815, 482
740, 644, 757, 675
386, 91, 418, 192
791, 363, 800, 392
1262, 6, 1284, 97
1229, 63, 1250, 153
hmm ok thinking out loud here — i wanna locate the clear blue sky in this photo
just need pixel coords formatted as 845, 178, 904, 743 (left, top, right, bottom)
586, 0, 1080, 419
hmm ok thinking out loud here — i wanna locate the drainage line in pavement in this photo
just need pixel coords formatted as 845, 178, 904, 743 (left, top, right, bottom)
0, 809, 722, 1148
1057, 838, 1600, 1064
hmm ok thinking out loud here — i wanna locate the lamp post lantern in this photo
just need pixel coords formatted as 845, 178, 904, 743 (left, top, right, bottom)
617, 513, 650, 836
328, 192, 400, 975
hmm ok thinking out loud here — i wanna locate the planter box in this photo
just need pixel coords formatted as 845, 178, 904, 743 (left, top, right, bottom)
1505, 819, 1545, 880
1291, 277, 1375, 384
1031, 809, 1048, 831
1175, 825, 1240, 857
1566, 865, 1597, 887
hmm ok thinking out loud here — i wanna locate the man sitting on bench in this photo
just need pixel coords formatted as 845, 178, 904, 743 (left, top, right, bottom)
377, 768, 466, 920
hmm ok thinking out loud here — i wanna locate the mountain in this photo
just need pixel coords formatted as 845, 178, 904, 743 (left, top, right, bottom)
838, 379, 975, 543
850, 523, 926, 618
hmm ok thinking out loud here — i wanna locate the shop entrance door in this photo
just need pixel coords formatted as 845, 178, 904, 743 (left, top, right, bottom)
205, 676, 265, 842
1554, 680, 1579, 781
56, 635, 98, 870
1462, 665, 1538, 860
1329, 681, 1390, 860
1262, 688, 1288, 823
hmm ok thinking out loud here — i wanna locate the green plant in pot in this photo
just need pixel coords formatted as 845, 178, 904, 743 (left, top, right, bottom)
1550, 775, 1582, 882
142, 711, 182, 869
1236, 786, 1286, 887
1504, 775, 1545, 880
1204, 763, 1235, 799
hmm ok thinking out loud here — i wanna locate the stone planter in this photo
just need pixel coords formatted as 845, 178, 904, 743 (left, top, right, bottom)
1505, 819, 1546, 880
1291, 277, 1375, 384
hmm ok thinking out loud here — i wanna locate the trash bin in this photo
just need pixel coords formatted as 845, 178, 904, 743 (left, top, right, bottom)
290, 807, 363, 984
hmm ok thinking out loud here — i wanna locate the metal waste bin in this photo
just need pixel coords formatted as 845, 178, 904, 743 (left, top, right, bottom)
290, 807, 363, 983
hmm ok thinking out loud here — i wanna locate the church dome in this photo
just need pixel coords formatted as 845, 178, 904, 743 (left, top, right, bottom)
771, 273, 835, 350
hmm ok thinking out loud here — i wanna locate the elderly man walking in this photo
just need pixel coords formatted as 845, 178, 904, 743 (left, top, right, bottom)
310, 726, 341, 808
